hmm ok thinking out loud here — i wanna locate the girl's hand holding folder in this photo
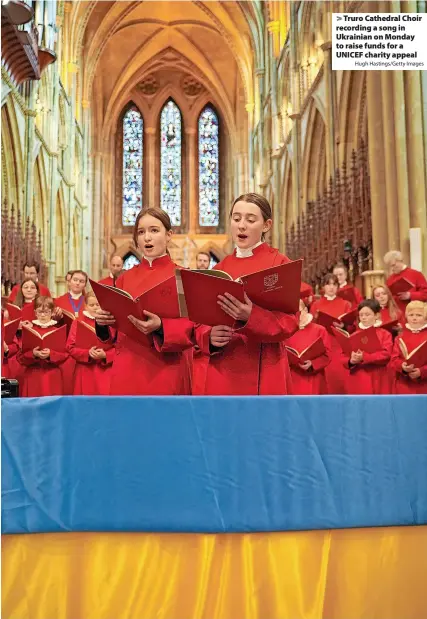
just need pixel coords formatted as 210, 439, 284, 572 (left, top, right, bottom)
95, 308, 116, 326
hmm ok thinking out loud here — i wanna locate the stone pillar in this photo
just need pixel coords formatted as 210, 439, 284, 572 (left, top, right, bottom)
186, 127, 197, 233
145, 127, 156, 207
320, 42, 338, 178
245, 103, 255, 192
24, 83, 37, 219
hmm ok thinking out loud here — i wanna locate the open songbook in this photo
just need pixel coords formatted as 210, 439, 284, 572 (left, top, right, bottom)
331, 325, 382, 355
4, 303, 22, 321
74, 320, 109, 350
398, 338, 427, 368
315, 308, 358, 330
59, 308, 76, 335
285, 336, 326, 366
21, 324, 67, 353
176, 260, 302, 327
89, 277, 180, 344
3, 318, 21, 345
388, 277, 414, 295
337, 287, 359, 306
378, 318, 400, 333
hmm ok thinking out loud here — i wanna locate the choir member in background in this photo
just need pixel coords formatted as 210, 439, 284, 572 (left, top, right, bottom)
17, 296, 68, 397
372, 285, 403, 334
390, 301, 427, 394
8, 261, 50, 302
55, 270, 87, 318
384, 250, 427, 313
311, 273, 352, 394
341, 299, 393, 395
286, 300, 332, 395
65, 270, 74, 291
95, 207, 193, 395
14, 279, 40, 321
196, 251, 211, 270
98, 255, 124, 287
300, 281, 314, 308
66, 292, 114, 395
333, 263, 364, 308
192, 193, 298, 396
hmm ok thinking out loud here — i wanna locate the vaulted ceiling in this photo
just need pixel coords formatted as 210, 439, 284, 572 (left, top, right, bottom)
68, 1, 259, 140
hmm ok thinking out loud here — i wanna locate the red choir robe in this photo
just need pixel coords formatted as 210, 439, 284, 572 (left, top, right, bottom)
379, 306, 404, 328
17, 322, 68, 397
390, 327, 427, 394
66, 313, 114, 395
340, 326, 393, 394
2, 341, 19, 379
98, 275, 115, 287
311, 296, 352, 394
9, 282, 50, 303
55, 292, 86, 319
99, 255, 193, 395
286, 320, 332, 395
21, 301, 36, 322
192, 243, 298, 395
300, 282, 314, 306
387, 267, 427, 314
338, 283, 364, 308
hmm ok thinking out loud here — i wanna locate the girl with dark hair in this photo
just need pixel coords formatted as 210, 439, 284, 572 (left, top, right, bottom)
14, 279, 40, 321
310, 273, 353, 394
192, 193, 298, 395
341, 299, 393, 394
95, 207, 193, 395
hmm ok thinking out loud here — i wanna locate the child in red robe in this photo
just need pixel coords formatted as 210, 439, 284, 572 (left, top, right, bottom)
17, 296, 68, 396
311, 273, 353, 394
55, 270, 87, 318
372, 285, 403, 334
333, 263, 364, 308
340, 299, 393, 394
390, 301, 427, 394
67, 292, 114, 395
13, 279, 40, 321
286, 300, 332, 395
192, 193, 298, 395
300, 282, 314, 308
95, 208, 193, 395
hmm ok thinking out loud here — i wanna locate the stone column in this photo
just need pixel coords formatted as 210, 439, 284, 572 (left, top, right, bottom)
320, 42, 338, 178
145, 127, 156, 208
185, 127, 197, 233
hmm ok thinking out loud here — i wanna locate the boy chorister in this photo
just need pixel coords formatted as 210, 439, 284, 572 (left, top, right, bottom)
390, 301, 427, 394
341, 299, 392, 395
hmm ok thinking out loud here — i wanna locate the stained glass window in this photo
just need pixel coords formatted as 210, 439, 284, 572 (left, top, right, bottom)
198, 106, 219, 227
160, 100, 182, 226
123, 254, 140, 270
122, 106, 143, 226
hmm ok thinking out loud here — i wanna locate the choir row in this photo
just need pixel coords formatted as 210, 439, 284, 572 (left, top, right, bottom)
2, 194, 427, 398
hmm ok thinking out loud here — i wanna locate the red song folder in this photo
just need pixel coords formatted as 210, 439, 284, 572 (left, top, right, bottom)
74, 320, 108, 350
388, 277, 414, 295
177, 260, 302, 327
331, 326, 382, 356
398, 338, 427, 368
21, 324, 67, 353
4, 303, 22, 322
379, 318, 400, 334
337, 287, 359, 306
285, 336, 326, 366
316, 308, 358, 330
89, 277, 180, 344
3, 318, 21, 345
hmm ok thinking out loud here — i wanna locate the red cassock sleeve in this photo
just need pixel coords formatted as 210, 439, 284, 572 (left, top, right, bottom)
310, 329, 332, 373
390, 338, 405, 374
362, 330, 392, 366
235, 304, 298, 344
46, 350, 69, 365
193, 324, 213, 356
17, 350, 40, 367
104, 347, 115, 366
410, 272, 427, 302
153, 318, 194, 353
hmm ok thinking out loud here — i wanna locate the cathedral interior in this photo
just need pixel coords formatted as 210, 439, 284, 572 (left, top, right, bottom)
1, 0, 426, 295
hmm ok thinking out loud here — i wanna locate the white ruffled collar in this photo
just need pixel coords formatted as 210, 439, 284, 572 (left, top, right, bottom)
299, 313, 314, 329
359, 320, 381, 330
235, 241, 264, 258
324, 294, 337, 301
83, 310, 95, 320
32, 319, 57, 328
405, 323, 427, 333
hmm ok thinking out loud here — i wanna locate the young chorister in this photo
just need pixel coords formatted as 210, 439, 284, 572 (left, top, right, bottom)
66, 292, 115, 395
95, 207, 193, 395
390, 301, 427, 394
55, 270, 87, 318
333, 264, 364, 308
340, 299, 393, 394
372, 285, 403, 335
192, 193, 298, 395
17, 296, 68, 396
285, 300, 332, 395
311, 273, 353, 394
13, 278, 40, 321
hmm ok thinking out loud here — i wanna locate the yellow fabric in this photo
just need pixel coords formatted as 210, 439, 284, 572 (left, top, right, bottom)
2, 526, 427, 619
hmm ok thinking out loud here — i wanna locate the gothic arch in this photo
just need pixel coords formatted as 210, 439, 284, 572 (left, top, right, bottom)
301, 100, 327, 208
338, 71, 367, 164
1, 98, 24, 210
55, 186, 66, 291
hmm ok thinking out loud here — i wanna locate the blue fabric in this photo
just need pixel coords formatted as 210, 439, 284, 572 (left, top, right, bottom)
2, 395, 427, 535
